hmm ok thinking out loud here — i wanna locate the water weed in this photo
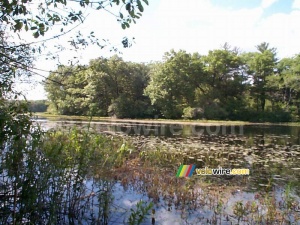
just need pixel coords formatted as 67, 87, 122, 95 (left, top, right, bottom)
1, 118, 300, 224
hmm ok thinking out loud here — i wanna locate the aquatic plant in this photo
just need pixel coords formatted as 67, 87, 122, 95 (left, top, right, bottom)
128, 200, 153, 225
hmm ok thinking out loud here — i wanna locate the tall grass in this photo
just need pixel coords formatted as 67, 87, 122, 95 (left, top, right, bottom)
1, 111, 300, 224
0, 121, 152, 224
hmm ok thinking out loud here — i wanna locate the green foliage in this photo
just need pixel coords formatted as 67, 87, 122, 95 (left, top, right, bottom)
145, 48, 248, 120
45, 56, 154, 118
128, 200, 153, 225
199, 47, 247, 119
44, 45, 300, 122
242, 42, 277, 112
108, 95, 135, 118
203, 102, 228, 120
1, 0, 147, 43
0, 29, 32, 99
28, 100, 48, 112
0, 0, 154, 223
145, 50, 204, 118
0, 125, 137, 224
233, 201, 248, 223
267, 54, 300, 120
182, 107, 203, 119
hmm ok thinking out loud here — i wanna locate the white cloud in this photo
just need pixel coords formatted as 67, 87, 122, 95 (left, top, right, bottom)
292, 0, 300, 10
122, 0, 265, 61
19, 0, 300, 99
261, 0, 279, 9
121, 0, 300, 62
25, 0, 300, 66
256, 10, 300, 58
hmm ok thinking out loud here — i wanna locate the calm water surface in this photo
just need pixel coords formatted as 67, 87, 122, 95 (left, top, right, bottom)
33, 118, 300, 224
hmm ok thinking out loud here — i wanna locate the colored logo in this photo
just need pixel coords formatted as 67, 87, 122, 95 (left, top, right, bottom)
176, 165, 196, 177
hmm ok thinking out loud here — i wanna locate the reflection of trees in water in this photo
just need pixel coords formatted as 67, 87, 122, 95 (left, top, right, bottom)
0, 128, 135, 225
0, 149, 115, 224
114, 163, 300, 225
2, 124, 300, 224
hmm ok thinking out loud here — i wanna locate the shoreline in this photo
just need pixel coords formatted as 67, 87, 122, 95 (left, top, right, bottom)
33, 113, 300, 126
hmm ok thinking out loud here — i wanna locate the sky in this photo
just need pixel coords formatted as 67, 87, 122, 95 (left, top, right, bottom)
17, 0, 300, 100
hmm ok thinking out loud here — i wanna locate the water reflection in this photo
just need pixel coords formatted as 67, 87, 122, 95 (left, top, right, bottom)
35, 118, 300, 186
30, 118, 300, 224
36, 119, 300, 141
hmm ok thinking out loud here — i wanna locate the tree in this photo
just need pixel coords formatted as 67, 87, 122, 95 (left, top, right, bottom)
1, 1, 152, 224
200, 48, 246, 119
1, 0, 149, 102
267, 55, 300, 119
0, 28, 32, 97
242, 42, 277, 112
28, 100, 48, 112
2, 0, 149, 117
44, 65, 87, 114
1, 0, 148, 38
45, 56, 153, 118
145, 50, 205, 119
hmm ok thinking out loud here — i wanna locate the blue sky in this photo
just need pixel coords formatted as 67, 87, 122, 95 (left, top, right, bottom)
212, 0, 292, 11
211, 0, 294, 17
18, 0, 300, 100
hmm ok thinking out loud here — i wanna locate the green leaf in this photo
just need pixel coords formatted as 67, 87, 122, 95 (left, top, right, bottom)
113, 0, 120, 5
143, 0, 149, 5
119, 12, 123, 19
125, 3, 131, 11
121, 23, 126, 29
39, 23, 45, 30
3, 16, 8, 23
14, 21, 23, 30
129, 10, 135, 17
137, 0, 144, 12
33, 31, 39, 38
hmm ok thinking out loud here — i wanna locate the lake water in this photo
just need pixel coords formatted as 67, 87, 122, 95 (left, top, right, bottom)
34, 118, 300, 224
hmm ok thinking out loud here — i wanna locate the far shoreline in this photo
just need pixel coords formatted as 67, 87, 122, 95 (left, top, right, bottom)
33, 112, 300, 127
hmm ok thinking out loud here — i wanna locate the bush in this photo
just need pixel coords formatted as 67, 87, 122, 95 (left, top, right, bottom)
182, 107, 204, 119
244, 110, 292, 122
108, 95, 157, 119
28, 100, 48, 112
108, 95, 135, 118
204, 103, 228, 120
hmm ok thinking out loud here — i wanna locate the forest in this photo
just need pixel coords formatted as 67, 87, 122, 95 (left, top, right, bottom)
2, 0, 300, 224
45, 43, 300, 122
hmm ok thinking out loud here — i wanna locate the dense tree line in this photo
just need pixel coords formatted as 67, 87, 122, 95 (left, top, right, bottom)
45, 43, 300, 122
45, 56, 155, 118
28, 100, 48, 112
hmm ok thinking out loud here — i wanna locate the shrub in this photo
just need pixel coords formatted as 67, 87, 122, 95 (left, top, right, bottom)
204, 103, 228, 120
182, 107, 204, 119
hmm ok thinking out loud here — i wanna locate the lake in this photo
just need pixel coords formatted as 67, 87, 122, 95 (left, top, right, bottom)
33, 118, 300, 224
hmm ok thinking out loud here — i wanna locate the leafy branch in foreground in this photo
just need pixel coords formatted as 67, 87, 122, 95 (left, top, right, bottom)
1, 0, 149, 37
0, 0, 149, 95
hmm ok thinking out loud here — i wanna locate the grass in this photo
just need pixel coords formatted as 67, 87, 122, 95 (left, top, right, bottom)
0, 126, 152, 224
